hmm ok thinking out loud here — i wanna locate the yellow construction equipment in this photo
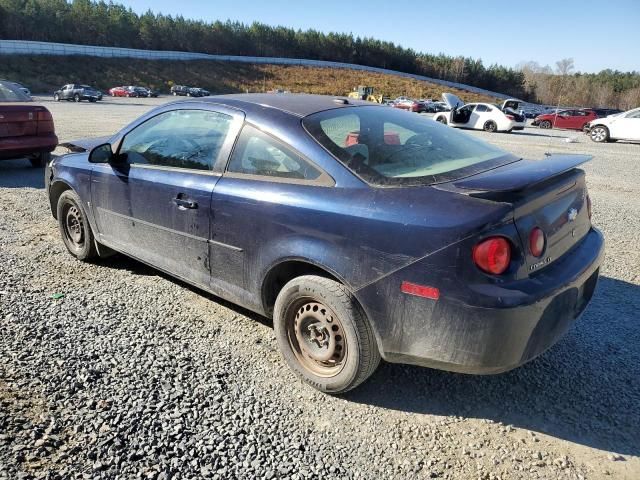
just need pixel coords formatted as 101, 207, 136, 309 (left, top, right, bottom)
347, 85, 386, 104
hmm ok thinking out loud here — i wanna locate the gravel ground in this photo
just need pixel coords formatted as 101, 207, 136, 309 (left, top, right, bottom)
1, 96, 639, 480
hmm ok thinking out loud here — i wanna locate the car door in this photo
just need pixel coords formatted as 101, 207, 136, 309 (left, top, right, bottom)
208, 124, 334, 305
553, 110, 572, 129
470, 104, 491, 129
91, 107, 243, 287
60, 85, 72, 100
611, 109, 640, 140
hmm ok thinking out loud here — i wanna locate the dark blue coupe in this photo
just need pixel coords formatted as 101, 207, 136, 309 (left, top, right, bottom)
46, 94, 604, 393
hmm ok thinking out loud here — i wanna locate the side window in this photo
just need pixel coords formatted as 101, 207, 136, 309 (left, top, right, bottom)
227, 125, 323, 181
120, 109, 232, 171
475, 104, 488, 113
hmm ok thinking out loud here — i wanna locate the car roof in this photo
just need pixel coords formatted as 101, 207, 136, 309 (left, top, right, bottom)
199, 93, 373, 118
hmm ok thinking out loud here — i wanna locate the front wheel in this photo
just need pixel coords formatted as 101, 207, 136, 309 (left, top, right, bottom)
539, 120, 552, 129
273, 275, 380, 394
590, 125, 610, 143
53, 93, 60, 102
57, 190, 98, 261
435, 116, 448, 124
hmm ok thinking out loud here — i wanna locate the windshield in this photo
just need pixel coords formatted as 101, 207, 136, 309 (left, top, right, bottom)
0, 81, 31, 102
302, 106, 516, 186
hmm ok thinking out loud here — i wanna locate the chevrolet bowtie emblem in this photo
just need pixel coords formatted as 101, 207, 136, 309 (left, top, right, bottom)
568, 208, 578, 222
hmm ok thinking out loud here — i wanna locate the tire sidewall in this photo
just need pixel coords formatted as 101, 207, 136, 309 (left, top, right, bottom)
540, 120, 551, 129
57, 190, 94, 260
273, 278, 363, 393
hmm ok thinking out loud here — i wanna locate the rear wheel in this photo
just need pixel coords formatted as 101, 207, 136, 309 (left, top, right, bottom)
436, 116, 448, 124
273, 275, 380, 394
57, 190, 98, 261
29, 152, 50, 168
590, 125, 610, 143
483, 120, 497, 132
539, 120, 552, 129
74, 94, 81, 102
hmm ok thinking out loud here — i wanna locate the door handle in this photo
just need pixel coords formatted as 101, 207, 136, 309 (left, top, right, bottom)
173, 194, 197, 209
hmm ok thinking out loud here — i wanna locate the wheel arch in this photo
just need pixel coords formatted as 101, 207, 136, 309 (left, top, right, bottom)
261, 258, 347, 316
261, 257, 386, 356
48, 180, 73, 219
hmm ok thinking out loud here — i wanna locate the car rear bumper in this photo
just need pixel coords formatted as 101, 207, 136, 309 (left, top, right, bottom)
382, 227, 605, 374
0, 133, 58, 159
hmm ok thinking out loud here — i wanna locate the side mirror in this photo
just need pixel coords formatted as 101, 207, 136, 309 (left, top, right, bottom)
89, 143, 115, 163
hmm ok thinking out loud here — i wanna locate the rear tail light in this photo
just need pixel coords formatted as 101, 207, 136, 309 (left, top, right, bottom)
36, 109, 54, 134
506, 114, 515, 120
587, 194, 592, 220
529, 227, 546, 257
472, 237, 511, 275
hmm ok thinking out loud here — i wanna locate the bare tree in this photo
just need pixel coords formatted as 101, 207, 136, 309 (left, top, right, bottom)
555, 58, 575, 76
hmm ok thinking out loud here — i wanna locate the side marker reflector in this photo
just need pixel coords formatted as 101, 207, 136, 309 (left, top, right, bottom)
401, 281, 440, 300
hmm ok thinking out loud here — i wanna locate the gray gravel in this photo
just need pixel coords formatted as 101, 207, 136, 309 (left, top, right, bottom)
1, 97, 639, 479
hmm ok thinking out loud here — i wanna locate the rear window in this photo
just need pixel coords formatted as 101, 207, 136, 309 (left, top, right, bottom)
302, 106, 516, 187
0, 81, 30, 102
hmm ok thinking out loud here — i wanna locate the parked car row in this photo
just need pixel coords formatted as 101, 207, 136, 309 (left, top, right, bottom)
170, 85, 210, 97
389, 97, 450, 113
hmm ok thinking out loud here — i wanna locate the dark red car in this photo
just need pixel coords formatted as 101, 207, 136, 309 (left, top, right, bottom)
0, 80, 57, 167
533, 109, 598, 131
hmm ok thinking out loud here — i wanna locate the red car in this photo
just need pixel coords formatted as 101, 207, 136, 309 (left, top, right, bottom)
391, 99, 428, 113
533, 109, 598, 131
108, 86, 139, 97
0, 80, 57, 167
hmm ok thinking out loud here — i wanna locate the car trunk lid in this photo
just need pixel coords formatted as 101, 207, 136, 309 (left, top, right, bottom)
0, 103, 40, 138
434, 154, 593, 273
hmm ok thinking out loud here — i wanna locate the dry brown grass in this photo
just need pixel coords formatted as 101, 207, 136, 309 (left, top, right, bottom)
0, 55, 498, 103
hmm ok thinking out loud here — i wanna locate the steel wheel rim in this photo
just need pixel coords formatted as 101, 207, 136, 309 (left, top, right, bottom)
63, 204, 84, 248
286, 299, 347, 378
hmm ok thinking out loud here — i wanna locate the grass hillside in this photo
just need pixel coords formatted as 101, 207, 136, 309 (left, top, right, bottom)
0, 55, 498, 103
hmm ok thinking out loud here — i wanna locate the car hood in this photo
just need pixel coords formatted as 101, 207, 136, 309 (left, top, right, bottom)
59, 135, 112, 153
441, 92, 465, 109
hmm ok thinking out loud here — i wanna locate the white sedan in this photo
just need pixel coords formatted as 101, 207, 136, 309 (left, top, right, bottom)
433, 93, 526, 133
587, 107, 640, 142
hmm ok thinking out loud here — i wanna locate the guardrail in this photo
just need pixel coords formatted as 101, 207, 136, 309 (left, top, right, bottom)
0, 40, 511, 99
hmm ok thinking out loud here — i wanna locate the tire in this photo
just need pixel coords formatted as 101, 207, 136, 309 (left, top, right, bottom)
273, 275, 381, 394
89, 98, 96, 103
590, 125, 610, 143
53, 93, 60, 102
74, 94, 81, 102
172, 91, 177, 96
435, 116, 448, 125
483, 120, 497, 132
539, 120, 552, 129
29, 152, 50, 168
56, 190, 98, 261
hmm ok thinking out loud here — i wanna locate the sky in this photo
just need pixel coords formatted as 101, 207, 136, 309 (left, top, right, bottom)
119, 0, 639, 73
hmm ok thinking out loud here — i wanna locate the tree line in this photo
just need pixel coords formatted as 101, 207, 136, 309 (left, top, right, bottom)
1, 0, 638, 108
